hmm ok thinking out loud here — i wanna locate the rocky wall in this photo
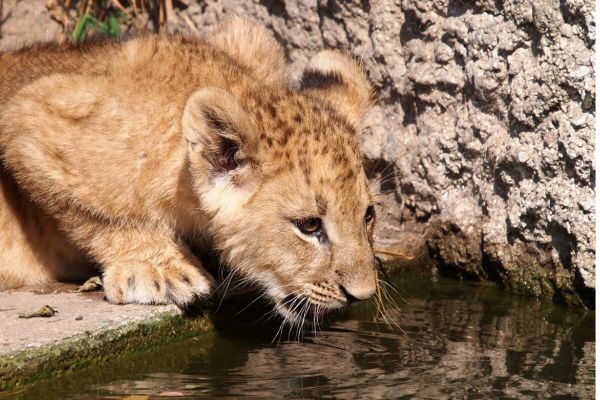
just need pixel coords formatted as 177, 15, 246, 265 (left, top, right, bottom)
0, 0, 595, 308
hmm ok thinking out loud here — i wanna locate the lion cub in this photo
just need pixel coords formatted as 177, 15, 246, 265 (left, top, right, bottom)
0, 19, 378, 321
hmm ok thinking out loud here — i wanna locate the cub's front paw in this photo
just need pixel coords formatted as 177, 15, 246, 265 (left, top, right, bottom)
102, 261, 214, 308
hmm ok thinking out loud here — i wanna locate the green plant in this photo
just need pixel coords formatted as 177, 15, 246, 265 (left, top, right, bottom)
73, 11, 122, 42
47, 0, 176, 43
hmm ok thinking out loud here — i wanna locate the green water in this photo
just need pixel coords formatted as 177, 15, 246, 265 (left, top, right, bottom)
8, 273, 596, 399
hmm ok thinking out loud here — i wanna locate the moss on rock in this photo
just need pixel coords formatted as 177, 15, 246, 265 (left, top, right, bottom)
0, 312, 213, 392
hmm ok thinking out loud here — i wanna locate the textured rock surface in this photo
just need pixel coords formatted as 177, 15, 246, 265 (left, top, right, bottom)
0, 0, 57, 49
0, 0, 595, 307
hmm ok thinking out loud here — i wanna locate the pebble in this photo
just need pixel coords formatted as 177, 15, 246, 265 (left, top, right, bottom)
517, 151, 529, 163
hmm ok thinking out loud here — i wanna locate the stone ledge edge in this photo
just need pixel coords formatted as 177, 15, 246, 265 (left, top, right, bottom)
0, 311, 214, 392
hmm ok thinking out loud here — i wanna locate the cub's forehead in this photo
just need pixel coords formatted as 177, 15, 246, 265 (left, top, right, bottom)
249, 91, 371, 206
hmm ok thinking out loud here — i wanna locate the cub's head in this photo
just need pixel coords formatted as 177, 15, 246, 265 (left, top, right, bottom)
183, 51, 378, 323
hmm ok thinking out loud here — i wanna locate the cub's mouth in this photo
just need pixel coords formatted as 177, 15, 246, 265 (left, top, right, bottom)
276, 293, 341, 323
206, 263, 347, 325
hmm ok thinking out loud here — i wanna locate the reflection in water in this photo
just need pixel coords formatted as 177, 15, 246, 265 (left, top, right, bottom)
10, 275, 595, 399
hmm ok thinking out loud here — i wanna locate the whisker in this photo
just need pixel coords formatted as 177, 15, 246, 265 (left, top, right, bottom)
233, 290, 269, 317
375, 256, 405, 299
372, 161, 396, 183
215, 270, 237, 312
370, 256, 409, 334
272, 310, 288, 344
379, 279, 409, 306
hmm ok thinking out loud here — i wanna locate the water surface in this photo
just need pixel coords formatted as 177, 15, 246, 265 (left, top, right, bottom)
9, 272, 595, 399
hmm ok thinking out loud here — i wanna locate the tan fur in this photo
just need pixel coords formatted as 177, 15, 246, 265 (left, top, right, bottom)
0, 20, 378, 319
300, 50, 373, 129
208, 17, 289, 87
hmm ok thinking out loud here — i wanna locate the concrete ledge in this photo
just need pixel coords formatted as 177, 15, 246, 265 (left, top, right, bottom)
0, 288, 213, 391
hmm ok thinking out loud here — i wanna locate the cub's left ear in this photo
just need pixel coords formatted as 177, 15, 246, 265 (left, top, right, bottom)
299, 50, 373, 130
182, 87, 258, 178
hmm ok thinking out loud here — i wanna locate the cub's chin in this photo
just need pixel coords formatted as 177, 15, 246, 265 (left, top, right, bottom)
273, 293, 344, 325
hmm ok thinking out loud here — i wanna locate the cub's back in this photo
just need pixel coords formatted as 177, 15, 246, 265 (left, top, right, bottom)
0, 39, 121, 107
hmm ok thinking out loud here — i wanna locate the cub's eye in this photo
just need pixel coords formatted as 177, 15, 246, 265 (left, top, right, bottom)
365, 205, 375, 223
294, 218, 322, 235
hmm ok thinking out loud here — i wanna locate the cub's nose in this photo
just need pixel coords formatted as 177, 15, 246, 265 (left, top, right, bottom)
339, 283, 376, 303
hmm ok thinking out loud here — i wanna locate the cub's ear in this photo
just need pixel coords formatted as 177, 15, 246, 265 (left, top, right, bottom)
208, 17, 289, 87
182, 87, 257, 177
299, 50, 373, 130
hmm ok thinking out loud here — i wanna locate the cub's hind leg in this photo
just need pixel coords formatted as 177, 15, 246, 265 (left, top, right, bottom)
0, 168, 92, 289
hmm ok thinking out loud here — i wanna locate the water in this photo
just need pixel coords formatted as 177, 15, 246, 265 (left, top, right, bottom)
7, 273, 595, 399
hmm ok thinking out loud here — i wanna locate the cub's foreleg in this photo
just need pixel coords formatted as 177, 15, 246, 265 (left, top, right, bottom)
62, 211, 214, 307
